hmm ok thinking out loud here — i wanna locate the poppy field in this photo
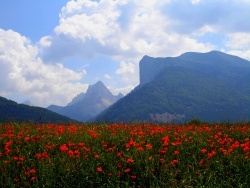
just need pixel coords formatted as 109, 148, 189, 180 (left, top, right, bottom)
0, 122, 249, 187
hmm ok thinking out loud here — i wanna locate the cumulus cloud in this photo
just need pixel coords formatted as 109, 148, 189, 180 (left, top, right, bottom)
108, 84, 135, 96
225, 32, 250, 60
104, 74, 111, 79
0, 29, 88, 107
41, 0, 216, 88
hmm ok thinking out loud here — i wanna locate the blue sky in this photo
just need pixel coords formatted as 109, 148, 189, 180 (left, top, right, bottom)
0, 0, 250, 107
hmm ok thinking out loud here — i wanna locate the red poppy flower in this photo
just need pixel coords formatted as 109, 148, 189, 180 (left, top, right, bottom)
201, 148, 207, 154
174, 150, 180, 155
127, 158, 135, 163
29, 169, 36, 174
146, 144, 153, 149
59, 144, 68, 152
124, 168, 131, 173
97, 167, 103, 172
131, 175, 137, 179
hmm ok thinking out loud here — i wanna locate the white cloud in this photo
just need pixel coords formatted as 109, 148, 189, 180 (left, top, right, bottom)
193, 25, 218, 36
225, 32, 250, 50
116, 60, 135, 75
225, 32, 250, 60
191, 0, 201, 5
0, 29, 88, 107
104, 74, 111, 79
108, 84, 135, 96
41, 0, 215, 88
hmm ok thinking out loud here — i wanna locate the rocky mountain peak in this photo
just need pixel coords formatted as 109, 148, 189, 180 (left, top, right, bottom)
85, 81, 113, 98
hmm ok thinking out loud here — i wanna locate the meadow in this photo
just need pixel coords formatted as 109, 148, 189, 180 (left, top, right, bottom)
0, 122, 249, 187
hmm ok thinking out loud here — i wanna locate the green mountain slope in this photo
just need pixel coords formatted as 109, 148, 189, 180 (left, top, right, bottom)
96, 51, 250, 123
0, 96, 75, 123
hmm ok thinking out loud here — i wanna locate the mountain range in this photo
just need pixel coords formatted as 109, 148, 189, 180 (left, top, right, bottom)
1, 51, 249, 124
0, 96, 74, 123
96, 51, 250, 123
47, 81, 123, 122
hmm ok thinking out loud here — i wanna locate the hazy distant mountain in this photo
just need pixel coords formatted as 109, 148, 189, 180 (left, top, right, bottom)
22, 100, 33, 106
0, 96, 75, 123
96, 51, 250, 123
48, 81, 123, 122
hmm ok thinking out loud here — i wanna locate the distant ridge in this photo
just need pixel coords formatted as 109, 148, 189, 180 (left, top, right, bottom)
96, 51, 250, 123
0, 96, 75, 123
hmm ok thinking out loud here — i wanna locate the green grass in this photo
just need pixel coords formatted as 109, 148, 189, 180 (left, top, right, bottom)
0, 122, 249, 187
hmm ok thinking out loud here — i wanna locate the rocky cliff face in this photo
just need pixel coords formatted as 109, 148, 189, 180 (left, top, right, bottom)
139, 51, 250, 88
96, 51, 250, 123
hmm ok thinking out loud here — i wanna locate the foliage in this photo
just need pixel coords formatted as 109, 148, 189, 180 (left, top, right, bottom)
96, 51, 250, 123
96, 66, 250, 123
0, 122, 249, 187
0, 96, 74, 123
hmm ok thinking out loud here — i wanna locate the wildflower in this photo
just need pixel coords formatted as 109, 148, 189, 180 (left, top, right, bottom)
78, 142, 84, 147
13, 156, 19, 161
219, 148, 228, 155
159, 148, 168, 154
117, 163, 122, 168
24, 136, 30, 142
207, 151, 216, 158
73, 149, 80, 155
117, 171, 121, 176
94, 154, 100, 159
116, 152, 123, 157
88, 130, 100, 138
30, 169, 36, 174
19, 156, 26, 161
171, 141, 182, 146
25, 171, 30, 176
161, 136, 170, 146
35, 151, 49, 160
231, 141, 240, 150
146, 143, 153, 149
174, 150, 180, 155
127, 158, 135, 163
201, 148, 207, 154
97, 166, 103, 172
30, 176, 36, 181
169, 159, 178, 165
124, 168, 131, 173
243, 146, 250, 153
67, 150, 74, 156
199, 159, 204, 165
137, 146, 144, 151
131, 175, 137, 179
59, 144, 68, 152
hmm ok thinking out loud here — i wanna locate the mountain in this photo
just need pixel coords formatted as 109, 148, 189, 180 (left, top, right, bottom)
96, 51, 250, 123
47, 81, 123, 122
67, 93, 85, 106
0, 96, 75, 123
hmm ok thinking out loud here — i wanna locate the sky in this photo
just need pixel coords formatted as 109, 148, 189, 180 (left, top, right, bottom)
0, 0, 250, 107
